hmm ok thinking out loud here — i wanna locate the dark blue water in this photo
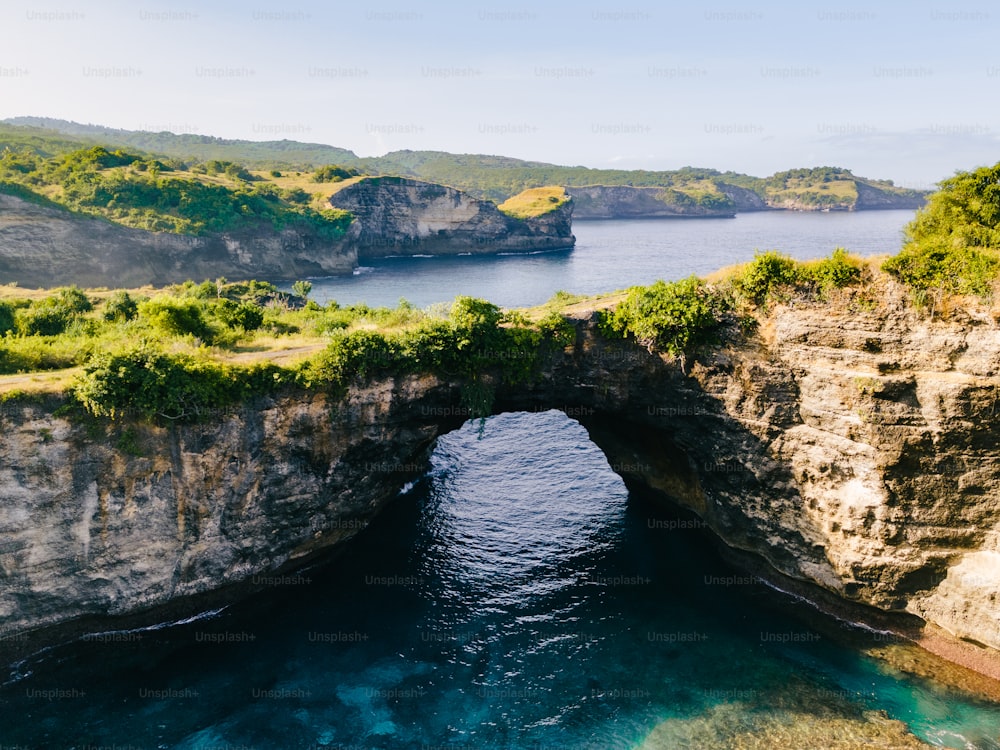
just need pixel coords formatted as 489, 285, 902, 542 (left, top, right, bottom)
3, 412, 1000, 748
294, 211, 915, 309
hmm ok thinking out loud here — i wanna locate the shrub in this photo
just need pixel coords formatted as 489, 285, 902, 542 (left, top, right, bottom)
215, 299, 264, 331
292, 280, 312, 299
883, 244, 999, 297
399, 319, 463, 373
223, 280, 280, 305
301, 330, 403, 387
449, 296, 503, 336
313, 165, 359, 183
537, 311, 576, 348
733, 250, 801, 306
0, 335, 84, 373
15, 305, 70, 336
53, 286, 93, 314
103, 290, 139, 322
193, 280, 219, 299
0, 301, 17, 335
73, 347, 245, 421
882, 162, 1000, 298
806, 248, 863, 295
139, 298, 212, 339
607, 276, 724, 357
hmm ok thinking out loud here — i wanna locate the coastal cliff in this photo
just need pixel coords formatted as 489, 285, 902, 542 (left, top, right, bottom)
567, 179, 925, 218
567, 185, 736, 219
2, 284, 1000, 678
327, 176, 575, 258
0, 380, 466, 651
0, 178, 575, 288
0, 193, 358, 287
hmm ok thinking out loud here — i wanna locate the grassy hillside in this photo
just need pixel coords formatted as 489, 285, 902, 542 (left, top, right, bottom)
358, 153, 748, 203
3, 119, 926, 206
0, 280, 574, 429
0, 142, 353, 236
498, 186, 570, 219
4, 118, 358, 169
760, 167, 925, 210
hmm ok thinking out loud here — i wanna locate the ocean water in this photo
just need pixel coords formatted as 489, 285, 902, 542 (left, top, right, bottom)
296, 210, 915, 309
3, 411, 1000, 749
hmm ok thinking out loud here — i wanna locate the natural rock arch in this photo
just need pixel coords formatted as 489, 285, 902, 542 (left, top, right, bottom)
2, 303, 1000, 679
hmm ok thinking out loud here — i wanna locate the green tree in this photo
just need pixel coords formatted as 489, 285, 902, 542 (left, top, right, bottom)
216, 299, 264, 331
103, 290, 138, 322
292, 280, 313, 299
883, 162, 1000, 296
607, 276, 724, 358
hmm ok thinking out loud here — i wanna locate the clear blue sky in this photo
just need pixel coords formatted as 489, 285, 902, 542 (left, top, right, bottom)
2, 0, 997, 188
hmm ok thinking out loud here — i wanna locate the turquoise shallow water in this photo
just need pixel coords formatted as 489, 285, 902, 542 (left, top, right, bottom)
3, 411, 1000, 748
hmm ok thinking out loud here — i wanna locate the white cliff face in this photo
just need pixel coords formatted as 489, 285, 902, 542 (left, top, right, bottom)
682, 288, 1000, 650
0, 194, 358, 287
328, 177, 574, 258
0, 376, 460, 643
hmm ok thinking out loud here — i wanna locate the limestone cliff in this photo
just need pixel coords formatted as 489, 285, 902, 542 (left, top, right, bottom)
853, 181, 928, 210
569, 181, 925, 218
718, 183, 769, 212
2, 284, 1000, 677
328, 176, 575, 258
765, 181, 927, 212
566, 185, 736, 219
0, 193, 358, 287
0, 380, 466, 657
549, 292, 1000, 659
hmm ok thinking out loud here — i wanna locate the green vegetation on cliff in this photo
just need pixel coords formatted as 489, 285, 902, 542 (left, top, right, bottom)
3, 118, 358, 168
602, 277, 725, 357
883, 162, 1000, 297
498, 186, 570, 219
0, 144, 353, 236
763, 167, 860, 209
0, 281, 573, 422
599, 248, 868, 359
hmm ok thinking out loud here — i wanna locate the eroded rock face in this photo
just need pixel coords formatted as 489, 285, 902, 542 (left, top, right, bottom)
854, 181, 927, 210
0, 378, 464, 644
0, 194, 358, 287
764, 181, 927, 211
566, 185, 736, 219
718, 183, 769, 212
525, 288, 1000, 654
328, 176, 575, 258
2, 285, 1000, 663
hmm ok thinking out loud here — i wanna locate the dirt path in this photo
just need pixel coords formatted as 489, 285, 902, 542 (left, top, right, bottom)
221, 343, 325, 364
0, 343, 327, 396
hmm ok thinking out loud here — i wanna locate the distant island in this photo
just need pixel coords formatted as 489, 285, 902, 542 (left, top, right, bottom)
0, 117, 927, 286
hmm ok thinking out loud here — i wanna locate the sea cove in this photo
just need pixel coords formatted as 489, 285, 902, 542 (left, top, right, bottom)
299, 210, 916, 309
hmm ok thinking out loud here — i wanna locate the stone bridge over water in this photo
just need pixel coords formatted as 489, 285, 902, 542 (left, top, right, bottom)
3, 298, 1000, 678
